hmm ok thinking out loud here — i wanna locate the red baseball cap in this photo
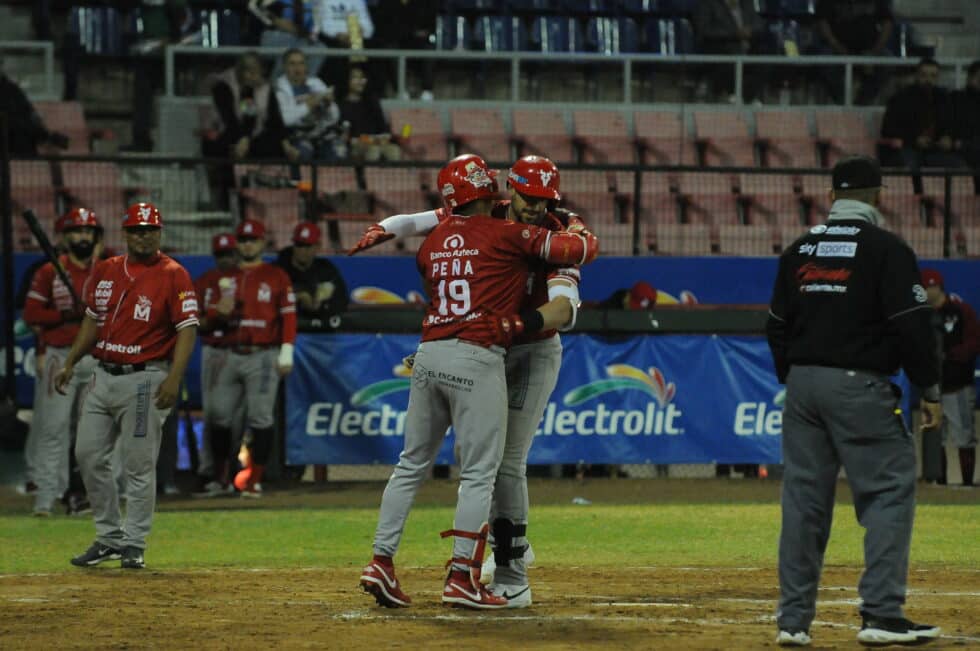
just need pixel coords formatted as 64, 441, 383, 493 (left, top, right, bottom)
921, 269, 944, 289
628, 281, 658, 310
293, 221, 321, 245
236, 219, 266, 239
212, 232, 237, 253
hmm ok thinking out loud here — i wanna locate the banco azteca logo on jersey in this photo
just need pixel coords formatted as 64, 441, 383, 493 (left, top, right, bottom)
443, 233, 465, 250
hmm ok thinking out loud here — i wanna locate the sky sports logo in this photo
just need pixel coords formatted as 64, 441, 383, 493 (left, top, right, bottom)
816, 241, 858, 258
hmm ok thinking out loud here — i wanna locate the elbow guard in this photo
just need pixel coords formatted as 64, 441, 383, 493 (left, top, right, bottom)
543, 231, 599, 266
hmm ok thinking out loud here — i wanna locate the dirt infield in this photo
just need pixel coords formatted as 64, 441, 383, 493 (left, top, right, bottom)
1, 565, 978, 650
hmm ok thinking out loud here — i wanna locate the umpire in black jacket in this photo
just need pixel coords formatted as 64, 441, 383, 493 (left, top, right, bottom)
766, 156, 943, 648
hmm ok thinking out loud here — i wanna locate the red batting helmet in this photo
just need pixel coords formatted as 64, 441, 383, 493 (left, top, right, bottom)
236, 219, 266, 239
212, 232, 237, 253
507, 155, 560, 201
437, 154, 498, 210
122, 202, 163, 228
60, 207, 102, 232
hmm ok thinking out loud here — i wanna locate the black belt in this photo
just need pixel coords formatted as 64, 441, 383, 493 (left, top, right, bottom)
99, 362, 147, 376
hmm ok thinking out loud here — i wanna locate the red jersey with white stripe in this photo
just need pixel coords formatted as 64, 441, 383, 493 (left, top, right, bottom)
23, 255, 95, 347
83, 254, 199, 364
195, 266, 239, 346
418, 214, 556, 346
215, 263, 296, 346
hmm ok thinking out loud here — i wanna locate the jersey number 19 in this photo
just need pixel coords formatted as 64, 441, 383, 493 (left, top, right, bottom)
436, 279, 471, 316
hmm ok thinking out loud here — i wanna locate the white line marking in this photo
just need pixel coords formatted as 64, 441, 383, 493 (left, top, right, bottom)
593, 602, 693, 608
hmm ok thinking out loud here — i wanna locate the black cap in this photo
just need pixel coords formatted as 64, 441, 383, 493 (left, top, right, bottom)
832, 155, 883, 190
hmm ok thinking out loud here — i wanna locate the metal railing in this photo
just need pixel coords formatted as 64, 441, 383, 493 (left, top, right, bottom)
164, 45, 975, 105
0, 41, 57, 99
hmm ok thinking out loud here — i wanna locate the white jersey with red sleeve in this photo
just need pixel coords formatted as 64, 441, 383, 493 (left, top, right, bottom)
417, 213, 586, 346
83, 254, 199, 364
233, 263, 296, 346
23, 255, 94, 347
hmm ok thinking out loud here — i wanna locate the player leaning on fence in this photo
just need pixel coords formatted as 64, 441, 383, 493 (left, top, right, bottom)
766, 156, 943, 648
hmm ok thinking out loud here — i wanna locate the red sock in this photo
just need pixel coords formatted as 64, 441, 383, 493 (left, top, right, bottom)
373, 554, 393, 568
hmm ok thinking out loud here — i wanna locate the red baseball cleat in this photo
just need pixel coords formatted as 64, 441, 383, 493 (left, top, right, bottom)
360, 560, 411, 608
442, 571, 508, 610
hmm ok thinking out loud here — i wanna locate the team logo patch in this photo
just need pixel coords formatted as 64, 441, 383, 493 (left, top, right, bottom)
539, 170, 554, 186
258, 282, 272, 303
463, 162, 493, 188
809, 224, 827, 235
182, 298, 198, 313
138, 206, 153, 222
798, 243, 816, 255
912, 284, 927, 304
443, 234, 465, 249
522, 229, 530, 239
134, 294, 152, 322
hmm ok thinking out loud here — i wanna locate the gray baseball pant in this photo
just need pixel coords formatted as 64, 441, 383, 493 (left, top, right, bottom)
210, 348, 279, 466
31, 349, 96, 512
491, 335, 562, 585
374, 339, 508, 566
76, 363, 170, 551
777, 365, 916, 631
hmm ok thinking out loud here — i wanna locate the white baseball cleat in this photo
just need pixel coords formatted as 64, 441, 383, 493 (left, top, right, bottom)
776, 630, 811, 646
488, 583, 532, 609
480, 543, 535, 585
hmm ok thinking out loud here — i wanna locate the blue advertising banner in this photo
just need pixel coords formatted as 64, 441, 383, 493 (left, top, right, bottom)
285, 333, 806, 465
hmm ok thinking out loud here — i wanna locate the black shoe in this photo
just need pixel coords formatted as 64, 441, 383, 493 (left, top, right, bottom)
121, 546, 145, 569
857, 614, 940, 646
65, 494, 91, 516
71, 542, 121, 567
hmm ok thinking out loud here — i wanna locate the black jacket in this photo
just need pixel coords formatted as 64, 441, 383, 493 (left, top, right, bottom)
881, 83, 954, 147
275, 247, 349, 318
0, 75, 50, 156
767, 199, 939, 391
950, 86, 980, 149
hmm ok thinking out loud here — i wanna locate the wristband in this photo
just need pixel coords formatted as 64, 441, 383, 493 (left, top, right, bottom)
518, 308, 545, 335
278, 343, 295, 368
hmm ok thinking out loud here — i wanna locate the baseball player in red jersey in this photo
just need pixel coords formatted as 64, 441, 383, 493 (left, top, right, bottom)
55, 202, 199, 570
351, 155, 587, 607
205, 218, 296, 498
359, 154, 598, 610
22, 208, 102, 516
192, 233, 241, 496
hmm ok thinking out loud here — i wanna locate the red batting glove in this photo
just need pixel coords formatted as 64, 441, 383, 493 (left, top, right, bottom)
474, 312, 525, 348
347, 224, 395, 256
580, 230, 599, 264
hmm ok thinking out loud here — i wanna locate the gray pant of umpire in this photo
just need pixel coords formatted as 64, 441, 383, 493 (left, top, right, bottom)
777, 365, 916, 631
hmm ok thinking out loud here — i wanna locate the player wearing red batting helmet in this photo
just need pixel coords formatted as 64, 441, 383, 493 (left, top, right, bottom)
57, 202, 198, 568
437, 153, 499, 210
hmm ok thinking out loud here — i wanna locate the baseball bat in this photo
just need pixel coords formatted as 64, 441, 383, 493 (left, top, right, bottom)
20, 209, 84, 313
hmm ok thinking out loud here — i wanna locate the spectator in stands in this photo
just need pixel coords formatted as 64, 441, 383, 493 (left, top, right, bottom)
255, 0, 322, 75
203, 52, 300, 161
813, 0, 895, 104
337, 66, 401, 162
691, 0, 771, 103
316, 0, 376, 94
950, 60, 980, 188
127, 0, 188, 152
276, 48, 346, 162
880, 58, 963, 187
369, 0, 437, 100
0, 56, 69, 156
275, 221, 349, 319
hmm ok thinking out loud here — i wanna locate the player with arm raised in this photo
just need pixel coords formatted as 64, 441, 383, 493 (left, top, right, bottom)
359, 154, 598, 610
352, 155, 587, 607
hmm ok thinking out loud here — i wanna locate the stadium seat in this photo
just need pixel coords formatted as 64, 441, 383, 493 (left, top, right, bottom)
364, 167, 437, 220
675, 172, 740, 225
716, 224, 777, 256
529, 16, 585, 53
573, 110, 635, 164
34, 101, 90, 154
559, 170, 625, 223
633, 111, 691, 165
878, 175, 926, 227
814, 110, 876, 167
473, 14, 525, 51
894, 225, 944, 259
738, 173, 803, 227
636, 169, 679, 224
799, 173, 833, 224
959, 227, 980, 257
644, 18, 695, 54
693, 111, 756, 167
60, 162, 127, 248
755, 110, 818, 168
449, 107, 512, 162
778, 224, 810, 252
238, 188, 304, 248
11, 163, 59, 250
68, 6, 127, 55
512, 109, 576, 163
586, 17, 640, 53
436, 14, 473, 50
651, 223, 712, 255
387, 107, 447, 161
591, 223, 641, 256
197, 8, 243, 47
